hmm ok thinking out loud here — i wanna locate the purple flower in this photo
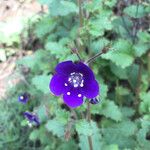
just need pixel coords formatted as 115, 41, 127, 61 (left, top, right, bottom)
49, 61, 99, 108
23, 112, 40, 126
89, 97, 100, 104
18, 93, 29, 104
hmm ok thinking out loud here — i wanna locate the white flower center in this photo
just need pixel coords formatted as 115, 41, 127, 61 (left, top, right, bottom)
68, 72, 84, 88
78, 94, 82, 97
20, 96, 24, 100
67, 92, 71, 95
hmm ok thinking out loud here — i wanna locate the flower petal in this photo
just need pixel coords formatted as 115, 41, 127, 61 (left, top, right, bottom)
55, 61, 76, 75
81, 80, 99, 99
24, 112, 40, 126
76, 62, 95, 81
18, 93, 29, 104
63, 89, 84, 108
50, 74, 66, 96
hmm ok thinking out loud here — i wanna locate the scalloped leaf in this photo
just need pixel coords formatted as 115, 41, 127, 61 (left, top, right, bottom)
46, 119, 65, 137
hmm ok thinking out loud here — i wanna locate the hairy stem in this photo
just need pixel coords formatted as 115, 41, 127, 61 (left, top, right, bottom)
65, 110, 77, 141
78, 0, 83, 27
148, 52, 150, 83
134, 61, 142, 107
71, 48, 82, 61
132, 2, 140, 43
87, 102, 93, 150
76, 52, 82, 61
85, 46, 110, 64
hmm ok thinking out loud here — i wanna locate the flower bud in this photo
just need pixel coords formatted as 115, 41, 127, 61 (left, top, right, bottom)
89, 97, 100, 104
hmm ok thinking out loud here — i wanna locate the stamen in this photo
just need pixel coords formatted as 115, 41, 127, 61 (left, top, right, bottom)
73, 79, 77, 83
64, 83, 68, 86
80, 83, 84, 87
20, 96, 24, 99
67, 92, 71, 95
68, 72, 84, 88
74, 84, 78, 88
78, 94, 82, 97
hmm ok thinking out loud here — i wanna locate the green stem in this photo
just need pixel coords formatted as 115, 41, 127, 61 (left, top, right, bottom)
65, 110, 76, 141
77, 0, 84, 53
134, 61, 142, 107
148, 52, 150, 83
85, 46, 110, 64
132, 2, 140, 43
78, 0, 83, 27
87, 102, 93, 150
71, 48, 82, 61
76, 52, 82, 61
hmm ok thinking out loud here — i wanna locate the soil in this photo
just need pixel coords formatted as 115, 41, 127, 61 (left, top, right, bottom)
0, 0, 46, 100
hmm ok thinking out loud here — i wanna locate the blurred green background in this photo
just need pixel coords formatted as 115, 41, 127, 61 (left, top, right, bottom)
0, 0, 150, 150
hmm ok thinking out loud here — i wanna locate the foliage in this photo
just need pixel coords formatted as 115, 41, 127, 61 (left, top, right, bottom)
0, 0, 150, 150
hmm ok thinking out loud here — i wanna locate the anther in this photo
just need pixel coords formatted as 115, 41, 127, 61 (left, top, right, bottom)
67, 92, 71, 95
68, 72, 84, 88
64, 83, 68, 86
78, 94, 82, 97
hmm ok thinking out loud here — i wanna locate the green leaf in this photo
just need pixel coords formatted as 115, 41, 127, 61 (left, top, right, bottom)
49, 0, 78, 16
110, 63, 128, 79
100, 82, 108, 101
102, 39, 134, 68
112, 16, 133, 33
104, 0, 117, 8
32, 75, 51, 94
103, 52, 134, 68
121, 107, 135, 118
84, 0, 103, 13
137, 31, 150, 43
29, 129, 39, 141
90, 38, 109, 53
102, 121, 137, 148
124, 5, 146, 18
17, 54, 35, 68
36, 105, 48, 122
92, 131, 102, 150
46, 119, 65, 137
89, 10, 112, 37
134, 43, 150, 57
77, 120, 102, 150
35, 17, 56, 38
57, 140, 78, 150
76, 120, 94, 136
137, 128, 150, 150
45, 41, 69, 60
140, 92, 150, 101
99, 100, 122, 121
90, 82, 108, 114
115, 86, 130, 96
127, 64, 139, 89
17, 50, 51, 73
103, 144, 119, 150
38, 0, 52, 5
89, 23, 104, 37
137, 119, 150, 150
55, 109, 70, 124
79, 135, 89, 150
139, 92, 150, 114
116, 121, 137, 137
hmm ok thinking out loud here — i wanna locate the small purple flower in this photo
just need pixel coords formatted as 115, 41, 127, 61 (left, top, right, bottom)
49, 61, 99, 108
89, 97, 100, 104
18, 93, 29, 104
23, 111, 40, 126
